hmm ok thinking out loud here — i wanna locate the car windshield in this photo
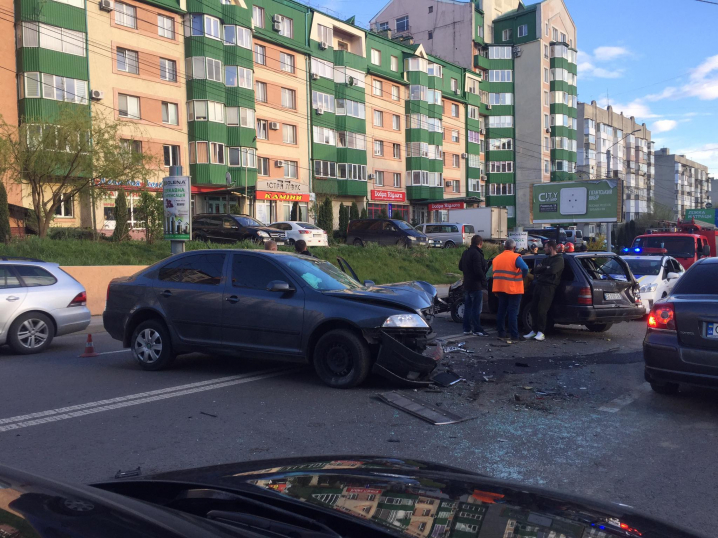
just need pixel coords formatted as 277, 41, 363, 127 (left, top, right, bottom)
625, 259, 662, 276
580, 256, 631, 281
284, 257, 364, 291
394, 220, 413, 230
236, 216, 266, 227
633, 236, 695, 258
297, 222, 319, 229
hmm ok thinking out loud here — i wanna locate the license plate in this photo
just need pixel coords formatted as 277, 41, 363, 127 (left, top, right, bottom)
707, 323, 718, 338
604, 292, 622, 301
313, 234, 322, 238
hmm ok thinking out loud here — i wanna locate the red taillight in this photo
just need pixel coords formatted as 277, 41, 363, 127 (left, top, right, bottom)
70, 291, 87, 307
299, 230, 311, 234
648, 303, 676, 331
577, 287, 592, 305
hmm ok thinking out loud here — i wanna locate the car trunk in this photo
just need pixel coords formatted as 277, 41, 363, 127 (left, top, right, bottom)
576, 255, 639, 308
673, 295, 718, 352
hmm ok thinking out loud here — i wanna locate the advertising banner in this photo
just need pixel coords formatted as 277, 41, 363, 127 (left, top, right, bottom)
163, 176, 192, 241
371, 189, 406, 202
685, 208, 717, 226
531, 179, 622, 224
256, 191, 311, 202
508, 231, 528, 249
428, 201, 465, 211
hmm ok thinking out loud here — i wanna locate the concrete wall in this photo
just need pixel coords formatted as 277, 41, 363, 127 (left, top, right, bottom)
62, 265, 148, 316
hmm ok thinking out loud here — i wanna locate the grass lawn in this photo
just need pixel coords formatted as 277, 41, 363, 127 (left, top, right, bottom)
0, 237, 500, 284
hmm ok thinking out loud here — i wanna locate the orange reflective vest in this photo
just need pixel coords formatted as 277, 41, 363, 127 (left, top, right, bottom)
492, 251, 524, 294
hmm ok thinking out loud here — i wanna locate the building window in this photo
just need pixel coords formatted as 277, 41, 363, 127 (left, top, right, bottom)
489, 182, 514, 195
317, 23, 333, 44
518, 24, 527, 38
160, 58, 177, 81
277, 15, 293, 38
451, 130, 459, 143
371, 48, 381, 65
161, 102, 178, 125
393, 173, 401, 187
489, 161, 514, 173
210, 142, 225, 164
373, 79, 383, 96
488, 70, 512, 82
393, 114, 400, 130
239, 107, 254, 127
502, 29, 512, 41
377, 21, 389, 31
253, 5, 264, 28
204, 15, 221, 39
190, 141, 208, 164
544, 160, 550, 174
258, 157, 269, 175
552, 27, 559, 41
374, 140, 384, 156
396, 15, 409, 33
225, 66, 252, 88
391, 56, 399, 71
235, 26, 252, 48
115, 2, 137, 28
228, 147, 256, 168
544, 44, 549, 59
467, 78, 480, 93
544, 67, 549, 83
545, 22, 549, 36
254, 44, 266, 65
54, 194, 73, 217
313, 126, 337, 146
452, 103, 459, 117
311, 58, 334, 79
116, 48, 139, 74
255, 81, 267, 102
393, 143, 401, 158
374, 110, 383, 127
281, 88, 296, 109
280, 52, 295, 73
451, 78, 458, 93
282, 124, 297, 144
163, 145, 180, 167
489, 93, 513, 105
453, 154, 460, 167
375, 171, 384, 186
392, 85, 400, 101
257, 119, 268, 139
284, 160, 298, 178
428, 31, 433, 39
158, 14, 174, 38
21, 23, 86, 56
118, 94, 140, 119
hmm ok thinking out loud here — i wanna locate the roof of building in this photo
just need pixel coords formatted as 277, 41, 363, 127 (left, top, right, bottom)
493, 0, 542, 22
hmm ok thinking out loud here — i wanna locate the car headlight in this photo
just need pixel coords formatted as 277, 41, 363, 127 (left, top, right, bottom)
640, 282, 658, 293
407, 236, 417, 241
257, 231, 269, 237
382, 314, 429, 329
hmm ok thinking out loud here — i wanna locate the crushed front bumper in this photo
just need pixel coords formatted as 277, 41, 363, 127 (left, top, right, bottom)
373, 331, 443, 387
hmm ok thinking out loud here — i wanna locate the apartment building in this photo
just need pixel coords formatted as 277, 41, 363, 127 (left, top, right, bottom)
654, 148, 711, 220
370, 0, 578, 228
578, 101, 654, 222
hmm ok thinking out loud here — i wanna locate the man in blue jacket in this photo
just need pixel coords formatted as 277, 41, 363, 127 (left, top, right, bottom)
458, 235, 489, 337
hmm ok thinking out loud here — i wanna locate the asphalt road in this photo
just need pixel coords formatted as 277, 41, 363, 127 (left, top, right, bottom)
1, 315, 717, 536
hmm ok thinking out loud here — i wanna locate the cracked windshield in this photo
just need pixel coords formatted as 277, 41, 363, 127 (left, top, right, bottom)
1, 0, 717, 537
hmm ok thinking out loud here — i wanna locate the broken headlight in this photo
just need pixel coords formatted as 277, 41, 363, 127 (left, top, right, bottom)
382, 314, 429, 329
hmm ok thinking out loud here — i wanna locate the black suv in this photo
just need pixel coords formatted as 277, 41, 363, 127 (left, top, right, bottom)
347, 219, 432, 247
192, 214, 286, 244
448, 252, 645, 332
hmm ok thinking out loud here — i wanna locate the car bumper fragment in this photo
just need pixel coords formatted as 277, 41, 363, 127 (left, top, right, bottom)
374, 331, 442, 387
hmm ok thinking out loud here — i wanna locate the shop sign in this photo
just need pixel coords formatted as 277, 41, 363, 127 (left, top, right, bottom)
508, 231, 528, 250
371, 189, 406, 202
97, 178, 162, 192
428, 201, 465, 211
163, 176, 192, 241
257, 179, 307, 193
256, 191, 311, 202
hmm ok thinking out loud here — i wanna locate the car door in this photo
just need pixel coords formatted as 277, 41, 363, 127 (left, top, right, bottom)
665, 258, 684, 295
364, 221, 383, 244
0, 266, 27, 338
203, 216, 224, 242
154, 253, 227, 346
222, 253, 305, 357
382, 220, 403, 245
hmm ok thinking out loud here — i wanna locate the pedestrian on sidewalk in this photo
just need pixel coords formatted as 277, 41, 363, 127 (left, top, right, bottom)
458, 235, 489, 337
492, 238, 529, 343
524, 240, 564, 342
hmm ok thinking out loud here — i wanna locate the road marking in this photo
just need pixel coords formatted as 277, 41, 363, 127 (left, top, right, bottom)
599, 383, 652, 413
96, 349, 130, 355
0, 367, 299, 432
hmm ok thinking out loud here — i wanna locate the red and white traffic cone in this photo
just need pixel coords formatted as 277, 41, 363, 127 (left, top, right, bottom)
80, 334, 99, 358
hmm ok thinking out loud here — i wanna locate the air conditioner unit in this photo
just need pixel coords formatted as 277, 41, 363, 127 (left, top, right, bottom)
99, 0, 113, 11
479, 129, 485, 135
486, 104, 492, 110
545, 128, 551, 133
273, 21, 281, 32
368, 173, 375, 180
272, 14, 282, 23
90, 89, 104, 100
311, 73, 320, 80
319, 41, 328, 50
269, 121, 280, 130
316, 105, 324, 115
461, 153, 468, 159
481, 175, 487, 181
275, 160, 284, 167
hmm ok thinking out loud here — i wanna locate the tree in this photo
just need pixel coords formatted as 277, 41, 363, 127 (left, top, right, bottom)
112, 190, 129, 242
360, 206, 368, 219
318, 197, 334, 234
338, 203, 349, 236
136, 191, 164, 244
350, 201, 359, 221
0, 181, 11, 243
290, 201, 299, 221
378, 208, 388, 219
0, 106, 159, 237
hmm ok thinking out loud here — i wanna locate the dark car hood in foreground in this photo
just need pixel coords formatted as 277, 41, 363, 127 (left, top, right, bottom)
323, 281, 436, 312
0, 457, 701, 538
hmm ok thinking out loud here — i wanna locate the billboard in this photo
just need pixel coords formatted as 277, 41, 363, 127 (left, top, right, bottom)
531, 179, 622, 224
163, 176, 192, 240
685, 208, 718, 226
508, 231, 528, 249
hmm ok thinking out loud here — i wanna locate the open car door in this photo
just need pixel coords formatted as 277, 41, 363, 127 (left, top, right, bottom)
336, 256, 360, 283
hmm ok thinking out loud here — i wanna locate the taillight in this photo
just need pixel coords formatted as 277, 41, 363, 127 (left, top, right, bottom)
648, 303, 676, 331
69, 291, 87, 307
299, 230, 311, 234
577, 287, 592, 305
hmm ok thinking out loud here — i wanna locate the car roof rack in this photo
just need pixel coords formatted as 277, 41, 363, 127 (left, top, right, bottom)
0, 256, 44, 262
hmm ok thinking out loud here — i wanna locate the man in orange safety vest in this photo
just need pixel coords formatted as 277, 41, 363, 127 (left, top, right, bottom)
492, 238, 529, 343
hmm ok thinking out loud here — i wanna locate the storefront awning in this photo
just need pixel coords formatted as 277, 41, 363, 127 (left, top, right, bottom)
191, 186, 254, 195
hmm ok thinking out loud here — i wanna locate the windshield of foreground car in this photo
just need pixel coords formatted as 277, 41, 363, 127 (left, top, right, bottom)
285, 258, 365, 291
624, 259, 662, 277
236, 217, 266, 227
633, 236, 695, 258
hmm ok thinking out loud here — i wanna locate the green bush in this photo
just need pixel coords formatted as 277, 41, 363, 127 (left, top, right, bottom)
112, 190, 129, 242
48, 227, 95, 241
0, 181, 10, 243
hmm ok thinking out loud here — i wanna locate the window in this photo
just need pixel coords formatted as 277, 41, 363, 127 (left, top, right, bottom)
488, 138, 513, 151
452, 130, 459, 142
393, 173, 401, 187
231, 255, 288, 290
281, 88, 296, 109
468, 106, 479, 120
468, 154, 481, 168
284, 160, 297, 178
234, 107, 253, 127
561, 32, 566, 43
489, 46, 512, 59
488, 116, 513, 128
235, 26, 251, 48
393, 143, 401, 158
545, 22, 549, 36
373, 79, 383, 96
225, 25, 239, 46
258, 157, 269, 176
314, 160, 337, 178
253, 5, 265, 28
518, 24, 527, 38
544, 67, 549, 83
451, 103, 459, 117
375, 171, 384, 186
467, 78, 480, 93
391, 56, 399, 71
225, 66, 252, 88
374, 140, 384, 156
255, 81, 267, 102
311, 58, 334, 79
160, 58, 177, 82
312, 91, 335, 112
54, 194, 73, 217
544, 137, 549, 151
278, 15, 293, 38
393, 115, 400, 130
228, 147, 256, 167
313, 126, 336, 145
489, 182, 515, 195
204, 15, 220, 39
22, 23, 86, 56
374, 110, 383, 127
255, 119, 269, 139
396, 15, 409, 33
163, 144, 180, 167
428, 31, 433, 39
502, 28, 512, 41
317, 24, 333, 45
552, 27, 559, 41
427, 63, 442, 77
0, 267, 20, 289
544, 159, 550, 174
158, 15, 174, 39
371, 48, 381, 65
115, 2, 137, 28
337, 131, 366, 150
282, 124, 296, 144
118, 94, 140, 119
210, 142, 225, 164
451, 78, 458, 93
280, 53, 295, 73
159, 254, 226, 285
452, 154, 460, 168
161, 102, 178, 125
544, 44, 549, 59
198, 58, 221, 82
544, 114, 549, 129
116, 48, 138, 74
489, 93, 513, 105
254, 44, 266, 64
488, 70, 512, 82
32, 73, 86, 103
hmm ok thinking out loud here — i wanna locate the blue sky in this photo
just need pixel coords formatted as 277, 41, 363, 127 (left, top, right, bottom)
308, 0, 718, 176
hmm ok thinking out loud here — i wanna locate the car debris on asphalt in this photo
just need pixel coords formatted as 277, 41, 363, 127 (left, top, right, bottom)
378, 392, 476, 425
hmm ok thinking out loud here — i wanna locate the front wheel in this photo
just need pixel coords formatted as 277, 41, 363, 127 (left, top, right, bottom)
287, 238, 296, 246
313, 329, 371, 388
585, 322, 613, 333
8, 312, 54, 354
444, 241, 455, 249
131, 320, 175, 371
450, 299, 464, 324
519, 303, 533, 332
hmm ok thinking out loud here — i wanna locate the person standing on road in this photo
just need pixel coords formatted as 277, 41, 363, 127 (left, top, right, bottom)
458, 235, 489, 337
493, 238, 529, 343
524, 240, 564, 342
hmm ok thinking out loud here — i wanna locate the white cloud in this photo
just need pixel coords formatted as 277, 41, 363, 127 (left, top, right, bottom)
579, 61, 624, 79
641, 55, 718, 103
645, 87, 679, 102
578, 46, 630, 79
597, 98, 660, 120
651, 120, 678, 133
593, 46, 630, 62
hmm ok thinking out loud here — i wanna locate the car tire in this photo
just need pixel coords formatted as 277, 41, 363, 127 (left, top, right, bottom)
450, 299, 464, 324
396, 239, 408, 248
353, 239, 364, 247
444, 241, 455, 249
313, 329, 372, 388
131, 320, 175, 371
519, 303, 533, 332
584, 322, 613, 333
8, 312, 54, 354
650, 381, 679, 395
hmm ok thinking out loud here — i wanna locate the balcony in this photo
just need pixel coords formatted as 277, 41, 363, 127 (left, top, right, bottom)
474, 54, 490, 70
313, 178, 367, 197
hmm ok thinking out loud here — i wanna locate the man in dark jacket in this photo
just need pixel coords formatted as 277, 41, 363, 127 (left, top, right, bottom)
458, 235, 489, 336
294, 240, 316, 257
524, 240, 564, 341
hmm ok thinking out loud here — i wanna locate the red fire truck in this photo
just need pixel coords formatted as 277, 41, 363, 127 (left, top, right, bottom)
629, 219, 717, 270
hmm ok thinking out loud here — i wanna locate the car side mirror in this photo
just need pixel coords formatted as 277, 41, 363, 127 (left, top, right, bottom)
267, 280, 295, 293
667, 272, 680, 280
363, 280, 375, 287
702, 245, 711, 257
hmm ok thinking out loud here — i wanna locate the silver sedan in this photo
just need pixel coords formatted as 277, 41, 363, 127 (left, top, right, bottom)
0, 259, 91, 354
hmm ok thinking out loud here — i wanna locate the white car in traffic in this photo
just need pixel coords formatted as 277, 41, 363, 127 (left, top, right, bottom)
620, 255, 685, 310
268, 221, 329, 247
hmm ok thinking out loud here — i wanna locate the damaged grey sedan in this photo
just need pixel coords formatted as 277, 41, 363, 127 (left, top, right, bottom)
104, 250, 442, 388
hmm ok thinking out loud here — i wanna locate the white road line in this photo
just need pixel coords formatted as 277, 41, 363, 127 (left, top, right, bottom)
599, 383, 652, 413
96, 349, 130, 355
0, 368, 294, 427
